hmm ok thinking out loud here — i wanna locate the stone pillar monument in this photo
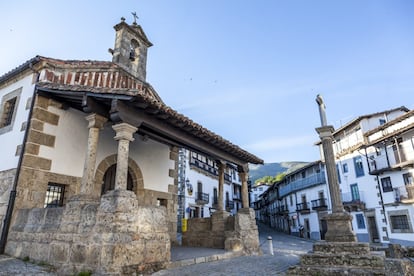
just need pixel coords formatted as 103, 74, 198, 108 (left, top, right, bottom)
286, 95, 391, 275
315, 94, 356, 242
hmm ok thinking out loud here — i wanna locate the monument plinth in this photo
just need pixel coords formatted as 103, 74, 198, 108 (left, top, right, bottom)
287, 95, 385, 275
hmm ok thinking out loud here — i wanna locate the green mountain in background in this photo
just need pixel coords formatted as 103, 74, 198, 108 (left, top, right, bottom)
248, 162, 309, 185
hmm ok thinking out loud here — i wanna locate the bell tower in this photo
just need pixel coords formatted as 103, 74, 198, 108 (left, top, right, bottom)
109, 16, 153, 81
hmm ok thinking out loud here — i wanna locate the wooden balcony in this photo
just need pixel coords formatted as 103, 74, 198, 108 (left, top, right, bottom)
195, 192, 209, 205
311, 198, 328, 211
276, 205, 289, 215
394, 185, 414, 204
296, 202, 311, 214
368, 148, 414, 175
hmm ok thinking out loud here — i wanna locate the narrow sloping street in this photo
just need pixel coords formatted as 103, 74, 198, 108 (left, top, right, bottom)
153, 223, 314, 276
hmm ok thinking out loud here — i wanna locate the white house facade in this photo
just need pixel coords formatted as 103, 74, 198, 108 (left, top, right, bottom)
254, 161, 328, 240
177, 149, 242, 223
255, 106, 414, 247
332, 107, 411, 245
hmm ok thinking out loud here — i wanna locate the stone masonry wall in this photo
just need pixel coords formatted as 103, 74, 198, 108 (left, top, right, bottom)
15, 95, 62, 210
0, 169, 16, 234
182, 208, 261, 255
5, 190, 171, 275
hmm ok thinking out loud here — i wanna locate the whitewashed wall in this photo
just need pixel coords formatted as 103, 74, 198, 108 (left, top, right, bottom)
39, 106, 174, 194
0, 75, 35, 171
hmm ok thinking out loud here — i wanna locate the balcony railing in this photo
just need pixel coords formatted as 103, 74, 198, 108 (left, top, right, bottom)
279, 172, 326, 197
368, 147, 414, 175
189, 157, 232, 183
341, 191, 366, 211
196, 192, 209, 204
394, 185, 414, 203
276, 205, 289, 215
311, 198, 328, 210
296, 202, 310, 213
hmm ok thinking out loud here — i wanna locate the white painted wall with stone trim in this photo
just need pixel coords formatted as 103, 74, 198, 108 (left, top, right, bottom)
0, 74, 34, 171
97, 124, 174, 193
38, 105, 174, 194
40, 106, 88, 177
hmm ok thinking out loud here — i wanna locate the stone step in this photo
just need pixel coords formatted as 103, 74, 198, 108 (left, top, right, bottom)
286, 265, 386, 276
301, 253, 385, 268
312, 242, 370, 255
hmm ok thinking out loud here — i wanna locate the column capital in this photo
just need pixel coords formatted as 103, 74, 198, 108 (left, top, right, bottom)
112, 123, 138, 142
237, 164, 249, 173
85, 113, 107, 129
316, 125, 335, 138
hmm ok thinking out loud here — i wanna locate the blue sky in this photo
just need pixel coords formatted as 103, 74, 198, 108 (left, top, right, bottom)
1, 1, 414, 163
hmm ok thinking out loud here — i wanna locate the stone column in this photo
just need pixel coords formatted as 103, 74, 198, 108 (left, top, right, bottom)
316, 126, 344, 214
112, 123, 137, 190
80, 114, 107, 195
239, 170, 249, 209
217, 161, 225, 211
315, 95, 356, 242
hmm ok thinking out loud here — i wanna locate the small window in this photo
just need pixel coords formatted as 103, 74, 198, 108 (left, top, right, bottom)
381, 177, 393, 193
390, 215, 409, 231
213, 188, 218, 204
355, 214, 366, 229
379, 118, 386, 125
350, 183, 360, 201
336, 164, 341, 184
44, 183, 65, 208
290, 194, 293, 206
403, 173, 413, 186
0, 88, 21, 134
342, 163, 348, 173
353, 156, 365, 177
0, 97, 17, 128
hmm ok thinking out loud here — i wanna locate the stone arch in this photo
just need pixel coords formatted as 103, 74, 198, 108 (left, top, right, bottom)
94, 154, 144, 197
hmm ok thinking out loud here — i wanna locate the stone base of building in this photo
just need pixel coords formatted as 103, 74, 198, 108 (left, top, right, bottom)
5, 189, 170, 275
287, 241, 414, 275
182, 208, 261, 255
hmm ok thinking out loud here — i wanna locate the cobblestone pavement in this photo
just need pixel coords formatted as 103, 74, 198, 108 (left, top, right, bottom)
0, 255, 56, 275
0, 223, 314, 275
153, 223, 315, 276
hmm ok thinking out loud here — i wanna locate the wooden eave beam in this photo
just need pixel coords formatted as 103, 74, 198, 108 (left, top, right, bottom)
82, 94, 109, 117
111, 99, 252, 166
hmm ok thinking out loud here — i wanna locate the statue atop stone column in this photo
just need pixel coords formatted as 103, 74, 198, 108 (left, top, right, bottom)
316, 94, 327, 126
315, 94, 356, 242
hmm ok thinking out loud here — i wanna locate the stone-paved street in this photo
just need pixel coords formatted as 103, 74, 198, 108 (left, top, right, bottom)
0, 223, 314, 275
153, 223, 314, 276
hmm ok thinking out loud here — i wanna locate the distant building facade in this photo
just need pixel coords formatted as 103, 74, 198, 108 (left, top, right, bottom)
177, 149, 243, 222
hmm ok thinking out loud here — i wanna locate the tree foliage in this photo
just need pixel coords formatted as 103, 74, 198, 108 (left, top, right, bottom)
254, 172, 286, 185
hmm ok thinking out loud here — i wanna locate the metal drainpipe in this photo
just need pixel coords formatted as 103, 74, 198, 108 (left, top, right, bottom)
361, 147, 389, 239
0, 82, 38, 253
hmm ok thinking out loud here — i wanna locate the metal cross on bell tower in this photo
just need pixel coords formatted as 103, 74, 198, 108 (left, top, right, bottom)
131, 12, 139, 25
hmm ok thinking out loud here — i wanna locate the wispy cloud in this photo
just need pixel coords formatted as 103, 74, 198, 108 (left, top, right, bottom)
245, 134, 316, 151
